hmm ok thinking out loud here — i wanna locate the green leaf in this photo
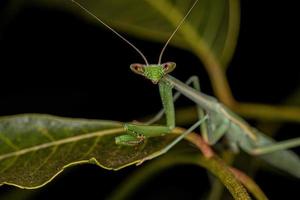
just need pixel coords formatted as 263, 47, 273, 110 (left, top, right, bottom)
8, 0, 239, 68
0, 114, 176, 189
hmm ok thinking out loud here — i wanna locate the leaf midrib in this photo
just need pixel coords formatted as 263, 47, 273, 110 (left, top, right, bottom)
0, 127, 124, 161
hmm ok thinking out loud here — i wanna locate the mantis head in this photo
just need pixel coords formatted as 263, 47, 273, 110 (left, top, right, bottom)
130, 62, 176, 84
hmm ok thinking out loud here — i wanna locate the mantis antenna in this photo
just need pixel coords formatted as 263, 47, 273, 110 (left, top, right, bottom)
158, 0, 199, 64
71, 0, 149, 65
71, 0, 199, 65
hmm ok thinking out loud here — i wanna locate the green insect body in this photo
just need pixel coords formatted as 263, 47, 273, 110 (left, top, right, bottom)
72, 0, 300, 177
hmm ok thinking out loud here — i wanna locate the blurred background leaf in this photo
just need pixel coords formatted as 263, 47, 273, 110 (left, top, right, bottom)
2, 0, 239, 68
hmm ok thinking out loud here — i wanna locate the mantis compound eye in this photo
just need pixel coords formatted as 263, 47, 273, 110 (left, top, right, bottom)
130, 63, 145, 75
162, 62, 176, 74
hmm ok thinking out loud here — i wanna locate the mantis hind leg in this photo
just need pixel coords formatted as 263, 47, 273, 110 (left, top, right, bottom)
250, 137, 300, 155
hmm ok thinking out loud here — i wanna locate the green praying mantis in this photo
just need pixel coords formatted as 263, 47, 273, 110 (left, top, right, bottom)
72, 0, 300, 177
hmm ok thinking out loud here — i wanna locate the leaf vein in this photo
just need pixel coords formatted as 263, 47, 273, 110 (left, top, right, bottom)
0, 156, 18, 174
0, 128, 124, 161
30, 146, 58, 176
80, 136, 101, 160
0, 133, 19, 150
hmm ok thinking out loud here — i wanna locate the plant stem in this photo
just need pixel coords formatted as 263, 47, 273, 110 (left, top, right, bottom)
230, 168, 269, 200
108, 154, 250, 200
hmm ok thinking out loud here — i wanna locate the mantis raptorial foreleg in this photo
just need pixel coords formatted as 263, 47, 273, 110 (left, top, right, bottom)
144, 76, 211, 141
116, 77, 209, 154
115, 80, 176, 145
144, 75, 230, 145
144, 76, 203, 125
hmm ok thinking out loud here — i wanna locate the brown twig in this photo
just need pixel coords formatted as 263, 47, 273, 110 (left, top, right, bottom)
173, 128, 268, 200
172, 127, 214, 158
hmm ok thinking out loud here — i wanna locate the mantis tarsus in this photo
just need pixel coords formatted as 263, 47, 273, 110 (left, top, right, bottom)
72, 0, 300, 177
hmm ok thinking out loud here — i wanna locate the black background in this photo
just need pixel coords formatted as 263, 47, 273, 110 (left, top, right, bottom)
0, 0, 299, 199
